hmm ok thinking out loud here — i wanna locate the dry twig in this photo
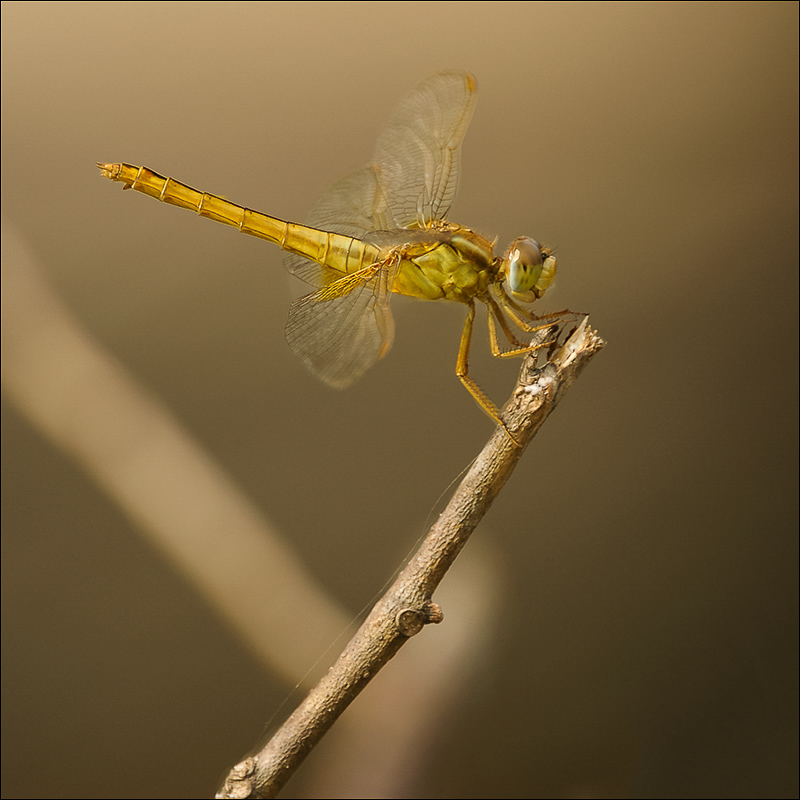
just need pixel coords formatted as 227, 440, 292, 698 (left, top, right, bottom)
218, 317, 605, 799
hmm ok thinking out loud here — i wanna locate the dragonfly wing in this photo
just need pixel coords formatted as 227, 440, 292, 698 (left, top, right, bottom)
285, 71, 477, 285
282, 72, 476, 386
372, 70, 477, 228
285, 258, 398, 388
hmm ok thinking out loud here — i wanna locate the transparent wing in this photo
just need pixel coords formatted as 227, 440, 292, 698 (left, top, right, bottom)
284, 259, 399, 388
372, 70, 477, 228
283, 72, 476, 386
284, 71, 477, 284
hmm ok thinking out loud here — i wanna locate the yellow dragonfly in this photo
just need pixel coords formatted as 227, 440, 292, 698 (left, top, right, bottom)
98, 71, 573, 441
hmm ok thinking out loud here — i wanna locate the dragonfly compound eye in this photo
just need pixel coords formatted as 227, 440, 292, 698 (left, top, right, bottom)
504, 237, 557, 301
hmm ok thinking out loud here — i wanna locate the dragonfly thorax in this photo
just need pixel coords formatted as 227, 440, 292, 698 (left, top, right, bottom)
391, 225, 498, 304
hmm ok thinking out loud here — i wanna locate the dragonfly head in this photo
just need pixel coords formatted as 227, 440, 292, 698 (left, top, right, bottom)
500, 237, 557, 303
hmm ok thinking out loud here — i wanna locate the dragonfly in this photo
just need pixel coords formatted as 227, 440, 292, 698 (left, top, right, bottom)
98, 71, 574, 442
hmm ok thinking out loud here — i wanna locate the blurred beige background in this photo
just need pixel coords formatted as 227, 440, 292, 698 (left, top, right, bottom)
2, 2, 797, 798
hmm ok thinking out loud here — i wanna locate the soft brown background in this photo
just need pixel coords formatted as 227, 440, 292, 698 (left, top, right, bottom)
2, 2, 797, 798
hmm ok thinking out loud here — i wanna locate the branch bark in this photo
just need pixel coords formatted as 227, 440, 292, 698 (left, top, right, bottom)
217, 317, 606, 799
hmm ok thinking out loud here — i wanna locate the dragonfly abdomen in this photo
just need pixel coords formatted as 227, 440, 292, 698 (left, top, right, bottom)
282, 222, 381, 277
97, 163, 377, 276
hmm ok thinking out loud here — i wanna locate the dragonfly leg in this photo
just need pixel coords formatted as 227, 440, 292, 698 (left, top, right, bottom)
456, 301, 521, 446
486, 295, 545, 356
497, 286, 582, 331
484, 296, 560, 365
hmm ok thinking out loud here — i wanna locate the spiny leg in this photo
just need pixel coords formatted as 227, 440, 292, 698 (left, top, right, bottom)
497, 285, 581, 331
485, 295, 556, 358
485, 294, 527, 349
456, 301, 520, 445
504, 302, 576, 335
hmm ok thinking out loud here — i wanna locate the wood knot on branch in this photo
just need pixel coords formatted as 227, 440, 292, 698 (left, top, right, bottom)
216, 756, 257, 799
395, 602, 444, 636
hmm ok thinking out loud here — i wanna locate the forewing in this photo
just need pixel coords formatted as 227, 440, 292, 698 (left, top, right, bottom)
372, 70, 477, 228
284, 71, 477, 284
284, 259, 398, 388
